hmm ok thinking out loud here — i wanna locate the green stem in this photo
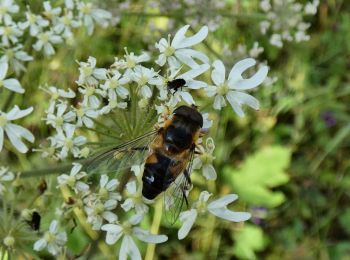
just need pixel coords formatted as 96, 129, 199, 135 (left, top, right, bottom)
1, 92, 15, 111
145, 200, 163, 260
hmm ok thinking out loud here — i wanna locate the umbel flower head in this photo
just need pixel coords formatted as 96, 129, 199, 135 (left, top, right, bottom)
32, 23, 266, 258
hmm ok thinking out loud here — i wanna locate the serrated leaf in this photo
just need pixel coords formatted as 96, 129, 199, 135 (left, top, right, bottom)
233, 224, 267, 260
224, 146, 291, 208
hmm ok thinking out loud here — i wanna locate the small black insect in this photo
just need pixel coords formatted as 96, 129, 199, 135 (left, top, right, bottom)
27, 211, 41, 231
167, 78, 186, 93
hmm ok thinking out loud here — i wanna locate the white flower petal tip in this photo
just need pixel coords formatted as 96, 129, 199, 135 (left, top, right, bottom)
229, 58, 269, 90
178, 209, 198, 240
133, 227, 168, 243
209, 209, 252, 222
176, 25, 209, 49
208, 194, 239, 208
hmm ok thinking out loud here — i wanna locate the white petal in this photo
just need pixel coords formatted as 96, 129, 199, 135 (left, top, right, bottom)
155, 53, 166, 66
192, 157, 202, 169
76, 181, 89, 192
208, 208, 251, 222
133, 227, 168, 243
180, 91, 195, 105
101, 224, 123, 245
231, 66, 268, 90
213, 95, 226, 110
6, 106, 33, 120
100, 174, 108, 188
0, 61, 8, 79
119, 235, 141, 260
228, 58, 256, 85
49, 220, 59, 233
121, 198, 133, 212
178, 209, 197, 240
126, 180, 137, 194
175, 50, 200, 68
140, 85, 152, 98
205, 85, 217, 97
47, 243, 59, 255
7, 123, 34, 142
5, 125, 30, 153
3, 79, 24, 94
230, 91, 260, 110
44, 43, 55, 56
176, 49, 209, 64
226, 92, 244, 117
168, 56, 181, 68
179, 64, 210, 80
33, 238, 47, 251
211, 60, 226, 86
104, 199, 117, 210
56, 232, 67, 245
203, 164, 217, 180
207, 194, 238, 209
93, 68, 107, 80
129, 213, 143, 225
176, 26, 208, 49
171, 25, 190, 48
71, 162, 82, 175
102, 211, 118, 223
106, 179, 119, 191
198, 191, 212, 202
186, 79, 207, 89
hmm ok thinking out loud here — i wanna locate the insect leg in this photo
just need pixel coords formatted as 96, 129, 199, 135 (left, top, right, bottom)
183, 169, 192, 185
182, 188, 189, 208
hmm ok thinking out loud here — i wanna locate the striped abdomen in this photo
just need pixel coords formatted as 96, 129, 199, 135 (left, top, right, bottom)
142, 151, 175, 200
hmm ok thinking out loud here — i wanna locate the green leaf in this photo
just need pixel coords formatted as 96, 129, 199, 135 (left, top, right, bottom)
224, 146, 291, 208
339, 208, 350, 236
233, 224, 267, 260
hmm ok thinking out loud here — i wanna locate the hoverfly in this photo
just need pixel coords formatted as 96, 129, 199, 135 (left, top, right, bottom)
86, 105, 204, 223
167, 78, 186, 93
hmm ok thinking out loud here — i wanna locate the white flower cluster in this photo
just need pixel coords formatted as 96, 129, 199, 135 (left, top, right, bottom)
259, 0, 319, 48
1, 0, 113, 68
33, 24, 267, 258
0, 0, 114, 154
51, 157, 250, 259
40, 24, 268, 160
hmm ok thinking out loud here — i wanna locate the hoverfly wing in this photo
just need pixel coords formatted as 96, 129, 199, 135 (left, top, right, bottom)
163, 149, 195, 225
84, 130, 158, 175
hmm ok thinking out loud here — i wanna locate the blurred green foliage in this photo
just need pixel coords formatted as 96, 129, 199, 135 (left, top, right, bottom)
224, 146, 291, 208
